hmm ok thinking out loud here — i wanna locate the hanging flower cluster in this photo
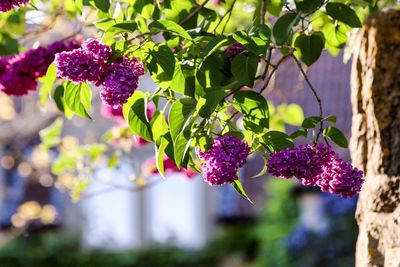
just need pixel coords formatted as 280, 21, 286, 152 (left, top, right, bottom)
0, 0, 29, 12
55, 39, 145, 106
141, 156, 197, 179
267, 144, 363, 198
0, 39, 80, 96
198, 135, 250, 185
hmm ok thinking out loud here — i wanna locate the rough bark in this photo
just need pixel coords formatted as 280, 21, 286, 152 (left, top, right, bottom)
351, 10, 400, 267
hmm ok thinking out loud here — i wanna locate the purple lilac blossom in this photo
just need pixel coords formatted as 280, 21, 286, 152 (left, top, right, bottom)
55, 39, 111, 86
267, 143, 364, 198
198, 135, 250, 185
0, 57, 8, 75
316, 157, 364, 199
0, 0, 29, 12
0, 38, 81, 96
54, 39, 110, 86
100, 57, 145, 106
82, 38, 112, 61
55, 49, 104, 86
226, 42, 245, 61
267, 144, 336, 186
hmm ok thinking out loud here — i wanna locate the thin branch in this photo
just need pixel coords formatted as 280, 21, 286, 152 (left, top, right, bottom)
260, 0, 267, 24
80, 179, 164, 200
261, 47, 273, 80
259, 52, 291, 94
291, 55, 324, 142
213, 0, 237, 33
219, 110, 239, 134
180, 0, 211, 25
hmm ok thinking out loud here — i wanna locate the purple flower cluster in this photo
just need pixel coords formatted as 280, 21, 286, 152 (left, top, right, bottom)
317, 158, 364, 198
100, 57, 144, 106
226, 42, 245, 61
267, 144, 364, 198
55, 39, 145, 106
54, 39, 111, 86
0, 0, 29, 12
0, 39, 80, 96
198, 135, 250, 185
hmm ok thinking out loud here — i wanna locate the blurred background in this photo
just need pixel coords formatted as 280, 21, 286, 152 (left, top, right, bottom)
0, 46, 358, 267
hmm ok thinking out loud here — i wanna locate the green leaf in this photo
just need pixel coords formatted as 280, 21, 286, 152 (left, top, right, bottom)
272, 13, 301, 45
325, 23, 348, 48
233, 31, 269, 56
249, 24, 271, 42
89, 0, 110, 13
64, 82, 92, 119
133, 0, 155, 19
108, 21, 137, 33
323, 126, 348, 148
170, 63, 186, 95
148, 45, 176, 89
325, 3, 362, 28
201, 35, 229, 60
39, 63, 57, 107
196, 89, 226, 118
53, 85, 73, 119
168, 98, 197, 142
150, 111, 169, 142
123, 90, 153, 142
302, 116, 322, 128
174, 130, 191, 168
289, 128, 308, 139
231, 53, 259, 87
39, 118, 63, 149
295, 0, 324, 13
232, 180, 253, 203
155, 138, 168, 178
94, 18, 116, 31
149, 20, 192, 40
232, 91, 269, 133
323, 115, 336, 123
262, 131, 294, 152
294, 33, 325, 66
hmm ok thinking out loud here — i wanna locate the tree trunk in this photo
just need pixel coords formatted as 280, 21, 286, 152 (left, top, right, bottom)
350, 10, 400, 267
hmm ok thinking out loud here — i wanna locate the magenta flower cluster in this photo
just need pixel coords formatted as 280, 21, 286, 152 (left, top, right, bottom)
55, 39, 144, 106
267, 144, 364, 198
198, 135, 250, 185
54, 39, 111, 86
0, 39, 80, 96
226, 42, 245, 61
0, 0, 29, 12
100, 57, 144, 106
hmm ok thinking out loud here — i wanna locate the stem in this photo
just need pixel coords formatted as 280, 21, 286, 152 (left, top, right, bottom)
259, 52, 291, 94
213, 0, 237, 33
220, 110, 239, 134
260, 0, 267, 24
291, 55, 324, 142
262, 47, 273, 80
180, 0, 211, 24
